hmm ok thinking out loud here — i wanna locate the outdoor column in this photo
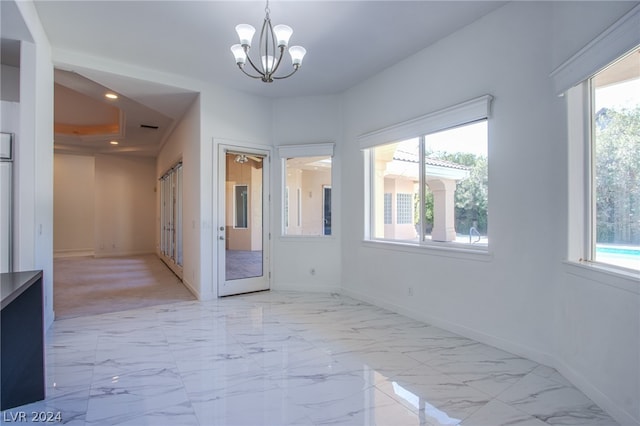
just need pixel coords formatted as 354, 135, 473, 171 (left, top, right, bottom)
427, 179, 457, 242
373, 159, 387, 238
373, 146, 395, 239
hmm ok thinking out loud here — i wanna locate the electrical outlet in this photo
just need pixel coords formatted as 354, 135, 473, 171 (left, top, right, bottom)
407, 286, 414, 296
310, 268, 316, 276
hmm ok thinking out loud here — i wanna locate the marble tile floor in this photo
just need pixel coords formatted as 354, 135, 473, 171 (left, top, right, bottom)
2, 291, 618, 426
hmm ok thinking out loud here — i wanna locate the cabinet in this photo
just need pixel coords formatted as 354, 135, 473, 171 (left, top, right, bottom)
1, 270, 45, 410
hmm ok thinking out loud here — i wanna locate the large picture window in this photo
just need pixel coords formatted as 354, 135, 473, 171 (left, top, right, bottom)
589, 48, 639, 271
361, 96, 492, 250
558, 4, 639, 275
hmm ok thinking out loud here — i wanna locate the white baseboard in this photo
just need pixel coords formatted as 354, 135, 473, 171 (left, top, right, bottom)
93, 250, 155, 258
340, 286, 554, 366
53, 249, 94, 258
157, 253, 184, 280
555, 359, 639, 426
272, 282, 341, 294
181, 278, 200, 300
339, 286, 638, 426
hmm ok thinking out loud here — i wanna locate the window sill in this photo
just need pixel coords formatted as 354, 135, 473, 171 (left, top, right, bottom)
362, 239, 493, 262
563, 260, 639, 294
279, 235, 337, 243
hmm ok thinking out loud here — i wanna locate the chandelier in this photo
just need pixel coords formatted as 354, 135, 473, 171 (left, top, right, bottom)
230, 0, 306, 83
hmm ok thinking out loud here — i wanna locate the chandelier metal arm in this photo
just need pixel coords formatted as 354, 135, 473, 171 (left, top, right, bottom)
272, 64, 300, 80
267, 46, 287, 79
236, 63, 263, 80
243, 46, 266, 77
259, 16, 280, 80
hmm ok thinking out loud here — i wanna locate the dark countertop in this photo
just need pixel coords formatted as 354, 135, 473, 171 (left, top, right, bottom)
1, 270, 43, 310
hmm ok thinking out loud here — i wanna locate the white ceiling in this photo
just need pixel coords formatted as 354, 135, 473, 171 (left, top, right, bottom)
9, 1, 507, 156
34, 1, 506, 98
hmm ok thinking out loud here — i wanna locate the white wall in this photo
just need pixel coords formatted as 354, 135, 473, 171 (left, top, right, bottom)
53, 153, 94, 256
557, 268, 639, 425
203, 87, 272, 299
156, 96, 199, 293
93, 154, 156, 256
1, 64, 20, 102
0, 101, 19, 137
338, 2, 639, 426
271, 95, 342, 292
343, 0, 558, 357
12, 1, 54, 328
53, 153, 156, 258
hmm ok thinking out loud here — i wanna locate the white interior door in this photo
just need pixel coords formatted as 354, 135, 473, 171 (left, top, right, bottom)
218, 145, 270, 296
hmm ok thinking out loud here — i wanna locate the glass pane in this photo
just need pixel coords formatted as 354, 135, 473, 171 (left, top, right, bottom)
175, 164, 183, 266
160, 176, 165, 255
370, 139, 420, 241
283, 156, 332, 236
592, 48, 640, 271
159, 165, 183, 266
163, 176, 171, 256
234, 185, 248, 228
167, 175, 173, 255
423, 121, 488, 246
225, 153, 263, 280
284, 187, 289, 228
323, 186, 332, 235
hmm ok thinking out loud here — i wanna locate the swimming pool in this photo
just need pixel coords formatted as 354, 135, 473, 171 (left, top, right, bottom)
596, 246, 640, 256
595, 245, 640, 270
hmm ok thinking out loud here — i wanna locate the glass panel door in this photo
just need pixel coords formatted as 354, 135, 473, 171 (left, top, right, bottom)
218, 147, 270, 296
159, 162, 183, 276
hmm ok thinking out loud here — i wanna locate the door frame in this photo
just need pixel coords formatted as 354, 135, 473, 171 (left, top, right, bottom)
217, 142, 271, 297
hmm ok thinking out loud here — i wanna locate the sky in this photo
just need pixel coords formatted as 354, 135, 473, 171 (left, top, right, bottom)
595, 77, 640, 110
424, 120, 488, 157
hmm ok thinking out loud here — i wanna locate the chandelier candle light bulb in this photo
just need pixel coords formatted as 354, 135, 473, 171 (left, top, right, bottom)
262, 55, 276, 73
230, 0, 306, 83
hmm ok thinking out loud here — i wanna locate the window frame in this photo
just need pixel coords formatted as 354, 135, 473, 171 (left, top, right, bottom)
555, 4, 640, 279
278, 143, 335, 238
566, 57, 639, 277
360, 95, 493, 255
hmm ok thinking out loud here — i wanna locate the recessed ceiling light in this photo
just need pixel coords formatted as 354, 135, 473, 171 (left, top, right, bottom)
105, 93, 118, 100
110, 141, 119, 145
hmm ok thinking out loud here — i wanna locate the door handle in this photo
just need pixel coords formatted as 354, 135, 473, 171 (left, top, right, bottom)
219, 236, 224, 240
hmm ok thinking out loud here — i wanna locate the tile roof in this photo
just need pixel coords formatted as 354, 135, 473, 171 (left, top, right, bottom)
393, 150, 471, 171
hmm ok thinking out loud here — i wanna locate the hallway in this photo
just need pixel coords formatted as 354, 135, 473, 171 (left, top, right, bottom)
53, 254, 195, 320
